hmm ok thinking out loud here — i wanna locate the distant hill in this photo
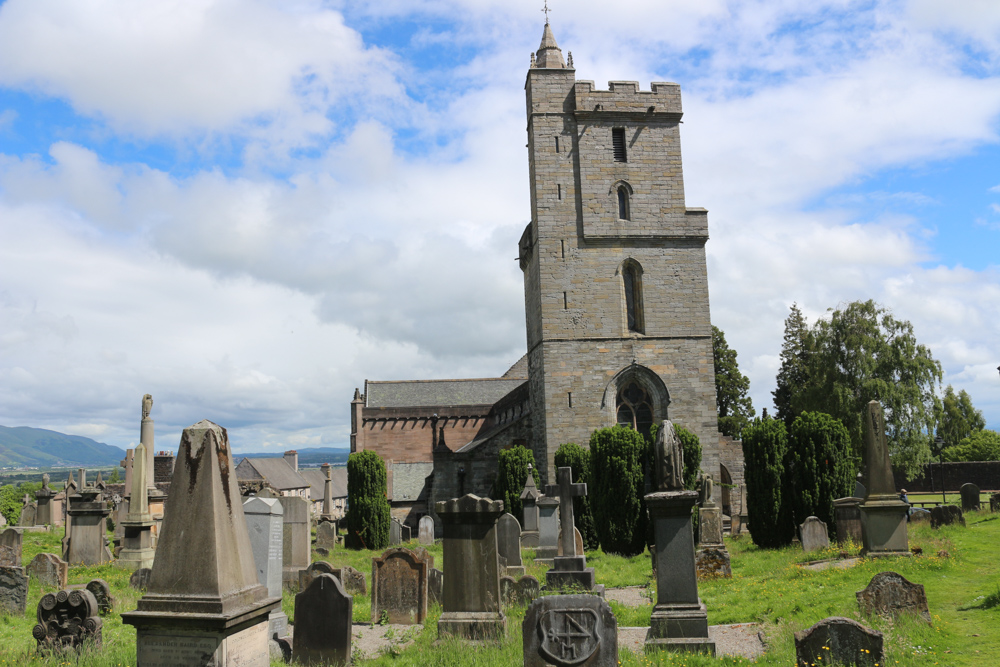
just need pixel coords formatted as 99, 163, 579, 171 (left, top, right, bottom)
239, 447, 350, 466
0, 425, 127, 467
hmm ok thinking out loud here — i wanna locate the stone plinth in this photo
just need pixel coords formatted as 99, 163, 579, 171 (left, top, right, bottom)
859, 401, 909, 557
533, 496, 560, 562
833, 497, 863, 545
122, 421, 278, 667
435, 494, 506, 640
644, 491, 715, 655
65, 489, 112, 566
119, 441, 156, 570
243, 496, 288, 639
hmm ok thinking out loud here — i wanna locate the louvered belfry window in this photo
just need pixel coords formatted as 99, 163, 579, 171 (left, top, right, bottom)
612, 128, 627, 162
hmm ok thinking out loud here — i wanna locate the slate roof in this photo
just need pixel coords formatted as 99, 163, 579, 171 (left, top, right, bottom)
365, 378, 527, 409
502, 354, 528, 379
299, 467, 348, 502
235, 457, 309, 491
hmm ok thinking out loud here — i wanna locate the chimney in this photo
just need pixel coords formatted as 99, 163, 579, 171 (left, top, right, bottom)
284, 450, 298, 472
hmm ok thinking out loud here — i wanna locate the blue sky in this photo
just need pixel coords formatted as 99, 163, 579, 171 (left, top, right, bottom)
0, 0, 998, 453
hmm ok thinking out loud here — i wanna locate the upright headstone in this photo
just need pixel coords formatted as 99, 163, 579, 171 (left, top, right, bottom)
800, 516, 831, 552
930, 505, 965, 528
86, 579, 114, 616
960, 483, 980, 512
859, 401, 909, 557
129, 568, 152, 591
534, 496, 560, 562
371, 547, 428, 625
520, 464, 542, 548
336, 565, 367, 596
298, 560, 336, 592
65, 471, 112, 566
277, 494, 311, 587
320, 463, 335, 521
121, 420, 278, 667
856, 571, 931, 623
292, 574, 352, 666
0, 565, 28, 614
18, 497, 37, 527
834, 496, 863, 545
0, 527, 22, 567
243, 496, 288, 639
855, 480, 867, 499
118, 441, 156, 570
428, 567, 443, 606
991, 492, 1000, 513
645, 420, 715, 655
695, 473, 730, 578
389, 518, 402, 546
33, 589, 102, 653
418, 515, 435, 545
435, 494, 506, 639
27, 553, 68, 589
523, 594, 618, 667
544, 468, 600, 593
794, 617, 884, 667
315, 521, 338, 551
36, 473, 55, 525
497, 513, 525, 576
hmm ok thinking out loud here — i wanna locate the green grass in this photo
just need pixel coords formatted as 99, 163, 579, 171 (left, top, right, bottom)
3, 515, 999, 665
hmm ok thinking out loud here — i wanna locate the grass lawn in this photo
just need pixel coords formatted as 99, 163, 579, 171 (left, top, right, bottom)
2, 510, 998, 666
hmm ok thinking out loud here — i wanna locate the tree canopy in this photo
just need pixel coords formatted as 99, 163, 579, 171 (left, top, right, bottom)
940, 429, 1000, 462
713, 325, 755, 438
936, 385, 985, 455
773, 300, 942, 479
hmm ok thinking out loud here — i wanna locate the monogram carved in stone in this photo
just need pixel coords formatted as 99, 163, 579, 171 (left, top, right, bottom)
537, 608, 601, 666
33, 589, 103, 653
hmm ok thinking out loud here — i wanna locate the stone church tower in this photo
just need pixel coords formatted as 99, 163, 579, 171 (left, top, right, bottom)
519, 23, 742, 492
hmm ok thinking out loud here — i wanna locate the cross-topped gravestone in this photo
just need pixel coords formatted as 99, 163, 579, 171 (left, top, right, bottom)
544, 467, 600, 593
545, 467, 585, 559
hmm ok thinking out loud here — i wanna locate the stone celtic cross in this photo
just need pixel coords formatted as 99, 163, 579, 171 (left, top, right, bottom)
545, 467, 586, 558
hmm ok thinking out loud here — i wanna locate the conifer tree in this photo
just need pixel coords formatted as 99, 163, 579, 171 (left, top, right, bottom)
553, 442, 598, 550
493, 445, 538, 524
674, 425, 703, 490
346, 450, 390, 550
589, 425, 648, 556
713, 326, 755, 437
786, 411, 854, 536
773, 303, 810, 424
741, 415, 794, 548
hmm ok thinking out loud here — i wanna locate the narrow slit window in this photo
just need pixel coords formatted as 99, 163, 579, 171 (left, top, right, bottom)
568, 392, 573, 408
558, 183, 562, 200
563, 291, 568, 309
561, 239, 565, 258
617, 186, 630, 220
555, 136, 560, 153
612, 128, 627, 162
623, 262, 644, 333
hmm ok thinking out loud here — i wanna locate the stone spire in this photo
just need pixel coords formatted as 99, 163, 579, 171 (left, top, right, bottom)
533, 22, 566, 69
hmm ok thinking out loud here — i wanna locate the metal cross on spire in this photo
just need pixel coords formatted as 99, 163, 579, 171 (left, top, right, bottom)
542, 0, 551, 24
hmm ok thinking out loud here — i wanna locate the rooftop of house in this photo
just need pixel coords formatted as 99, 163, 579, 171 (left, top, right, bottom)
235, 457, 309, 491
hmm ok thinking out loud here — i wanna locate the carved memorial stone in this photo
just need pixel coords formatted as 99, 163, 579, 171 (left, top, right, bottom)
129, 567, 151, 590
960, 483, 980, 512
834, 497, 863, 545
33, 589, 102, 654
516, 575, 541, 606
315, 521, 337, 551
0, 565, 28, 614
991, 492, 1000, 513
27, 553, 68, 589
337, 565, 367, 596
930, 505, 964, 529
794, 617, 884, 667
520, 465, 542, 548
121, 420, 278, 667
859, 401, 909, 557
800, 516, 831, 552
0, 527, 22, 567
320, 463, 335, 522
497, 513, 525, 576
371, 547, 428, 625
19, 497, 37, 527
118, 440, 155, 570
418, 515, 435, 545
243, 496, 288, 639
292, 574, 352, 666
389, 518, 402, 546
435, 494, 506, 639
523, 594, 618, 667
545, 467, 599, 593
36, 473, 55, 526
428, 567, 443, 606
86, 579, 113, 616
298, 560, 336, 592
500, 575, 517, 606
856, 571, 931, 623
278, 494, 311, 587
65, 471, 112, 566
534, 495, 560, 562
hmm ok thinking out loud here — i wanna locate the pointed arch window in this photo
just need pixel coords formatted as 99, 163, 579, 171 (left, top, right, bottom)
617, 186, 630, 220
622, 260, 644, 334
616, 381, 654, 441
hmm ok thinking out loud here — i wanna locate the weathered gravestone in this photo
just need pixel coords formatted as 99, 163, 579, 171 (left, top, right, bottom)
121, 420, 278, 667
834, 497, 863, 545
298, 560, 336, 592
695, 547, 731, 580
371, 547, 428, 625
119, 440, 156, 570
277, 494, 311, 587
800, 516, 831, 552
436, 494, 506, 639
0, 527, 22, 567
337, 565, 367, 596
695, 474, 731, 578
86, 579, 113, 616
402, 523, 412, 542
645, 420, 715, 654
129, 567, 151, 590
520, 465, 542, 548
19, 498, 37, 527
500, 575, 517, 606
991, 492, 1000, 513
523, 594, 618, 667
859, 401, 909, 556
33, 589, 102, 654
292, 574, 352, 666
497, 513, 524, 576
534, 495, 560, 562
960, 483, 980, 512
65, 470, 113, 566
930, 505, 964, 529
516, 575, 541, 606
794, 617, 884, 667
243, 496, 288, 639
418, 515, 435, 545
36, 474, 55, 526
0, 565, 28, 614
320, 462, 335, 522
856, 571, 931, 623
428, 567, 443, 605
27, 553, 68, 589
556, 527, 585, 557
389, 518, 403, 546
315, 521, 337, 551
545, 467, 599, 593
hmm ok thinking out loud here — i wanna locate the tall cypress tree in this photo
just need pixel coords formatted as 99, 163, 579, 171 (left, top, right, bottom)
786, 411, 855, 537
346, 450, 390, 551
493, 445, 538, 524
773, 303, 810, 425
589, 425, 647, 556
741, 415, 794, 548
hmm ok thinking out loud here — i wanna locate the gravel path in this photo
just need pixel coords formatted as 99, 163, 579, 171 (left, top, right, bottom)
619, 624, 766, 659
604, 585, 652, 606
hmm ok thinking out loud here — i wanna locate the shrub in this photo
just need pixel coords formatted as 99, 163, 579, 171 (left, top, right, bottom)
589, 425, 647, 556
553, 442, 598, 550
346, 450, 390, 550
741, 416, 794, 548
0, 484, 21, 526
674, 425, 703, 490
493, 445, 538, 523
786, 411, 854, 537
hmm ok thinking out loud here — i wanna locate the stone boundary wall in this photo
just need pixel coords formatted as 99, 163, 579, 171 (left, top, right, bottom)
894, 461, 1000, 493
